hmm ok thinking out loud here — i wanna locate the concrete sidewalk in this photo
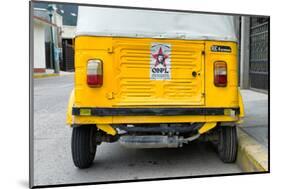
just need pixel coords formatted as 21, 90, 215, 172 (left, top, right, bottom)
240, 90, 268, 147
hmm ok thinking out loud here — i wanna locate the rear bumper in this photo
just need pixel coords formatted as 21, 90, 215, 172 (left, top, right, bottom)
69, 107, 241, 125
72, 107, 240, 116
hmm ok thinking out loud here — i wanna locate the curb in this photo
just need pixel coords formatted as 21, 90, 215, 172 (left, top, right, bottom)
33, 73, 60, 79
237, 128, 268, 172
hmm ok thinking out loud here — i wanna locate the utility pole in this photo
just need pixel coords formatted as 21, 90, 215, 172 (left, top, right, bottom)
47, 4, 60, 74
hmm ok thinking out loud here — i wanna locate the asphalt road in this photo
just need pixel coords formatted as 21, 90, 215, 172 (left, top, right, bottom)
33, 75, 241, 186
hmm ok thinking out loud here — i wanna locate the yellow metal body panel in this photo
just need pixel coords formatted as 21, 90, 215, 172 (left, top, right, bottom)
204, 41, 239, 107
67, 36, 242, 126
237, 89, 245, 124
73, 115, 238, 124
66, 88, 74, 125
238, 89, 245, 118
112, 39, 205, 106
74, 37, 207, 107
198, 122, 217, 134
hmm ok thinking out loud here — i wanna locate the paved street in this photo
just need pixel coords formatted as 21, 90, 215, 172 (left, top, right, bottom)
33, 75, 243, 186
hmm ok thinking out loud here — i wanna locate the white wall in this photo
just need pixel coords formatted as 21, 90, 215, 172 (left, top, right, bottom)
33, 21, 46, 69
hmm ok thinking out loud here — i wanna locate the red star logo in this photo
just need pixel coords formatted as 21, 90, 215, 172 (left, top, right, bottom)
152, 47, 169, 67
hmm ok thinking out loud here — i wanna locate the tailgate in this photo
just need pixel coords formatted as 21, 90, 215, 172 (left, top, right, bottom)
112, 38, 205, 106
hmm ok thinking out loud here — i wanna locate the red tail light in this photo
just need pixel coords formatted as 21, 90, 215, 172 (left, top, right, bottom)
214, 61, 227, 87
87, 59, 103, 87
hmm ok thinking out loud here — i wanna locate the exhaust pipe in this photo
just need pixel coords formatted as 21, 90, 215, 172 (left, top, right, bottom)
119, 134, 200, 148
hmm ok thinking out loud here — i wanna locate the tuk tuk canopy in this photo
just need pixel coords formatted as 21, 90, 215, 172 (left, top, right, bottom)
76, 6, 238, 42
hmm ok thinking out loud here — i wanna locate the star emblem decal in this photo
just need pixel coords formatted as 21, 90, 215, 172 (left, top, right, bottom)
152, 47, 169, 67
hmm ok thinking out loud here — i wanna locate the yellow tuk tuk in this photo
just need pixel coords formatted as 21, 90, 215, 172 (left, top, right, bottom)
66, 6, 244, 168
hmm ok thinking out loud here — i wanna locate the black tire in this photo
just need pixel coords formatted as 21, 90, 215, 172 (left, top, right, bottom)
71, 125, 97, 168
217, 126, 238, 163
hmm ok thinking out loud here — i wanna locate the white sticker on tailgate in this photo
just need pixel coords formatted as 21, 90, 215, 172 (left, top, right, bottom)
150, 43, 171, 80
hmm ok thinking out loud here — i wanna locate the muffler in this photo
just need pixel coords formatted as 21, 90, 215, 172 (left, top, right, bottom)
119, 134, 200, 148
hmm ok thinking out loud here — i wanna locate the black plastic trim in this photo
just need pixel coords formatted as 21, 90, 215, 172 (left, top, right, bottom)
72, 107, 239, 116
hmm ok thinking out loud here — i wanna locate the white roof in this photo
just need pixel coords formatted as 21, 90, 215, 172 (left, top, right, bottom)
76, 6, 238, 42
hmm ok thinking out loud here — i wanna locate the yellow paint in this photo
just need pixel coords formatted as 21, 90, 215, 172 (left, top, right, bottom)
97, 124, 117, 136
198, 122, 217, 134
33, 73, 59, 79
238, 89, 245, 118
236, 90, 245, 124
65, 36, 243, 126
73, 115, 238, 125
204, 41, 238, 107
74, 37, 208, 107
205, 115, 238, 122
66, 88, 75, 125
237, 129, 268, 172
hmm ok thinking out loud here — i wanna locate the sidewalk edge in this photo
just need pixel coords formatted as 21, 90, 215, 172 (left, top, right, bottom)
237, 128, 268, 172
33, 73, 60, 79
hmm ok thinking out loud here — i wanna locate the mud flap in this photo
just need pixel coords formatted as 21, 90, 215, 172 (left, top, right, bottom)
198, 122, 217, 134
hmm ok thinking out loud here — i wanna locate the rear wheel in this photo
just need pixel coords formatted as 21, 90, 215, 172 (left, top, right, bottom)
217, 126, 238, 163
71, 125, 97, 168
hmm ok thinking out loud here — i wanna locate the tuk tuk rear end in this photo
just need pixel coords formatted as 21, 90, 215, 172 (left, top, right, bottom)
66, 6, 244, 169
